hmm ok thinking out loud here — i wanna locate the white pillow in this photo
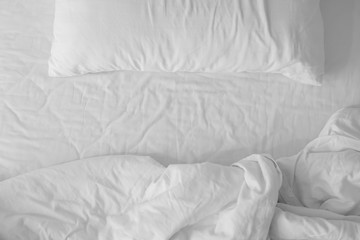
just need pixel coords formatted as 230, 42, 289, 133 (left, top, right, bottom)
49, 0, 324, 85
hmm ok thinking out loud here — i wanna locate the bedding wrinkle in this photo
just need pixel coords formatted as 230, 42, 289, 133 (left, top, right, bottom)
261, 0, 278, 62
209, 0, 220, 35
125, 90, 170, 153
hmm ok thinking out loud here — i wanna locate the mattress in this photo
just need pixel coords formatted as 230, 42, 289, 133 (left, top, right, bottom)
1, 0, 360, 180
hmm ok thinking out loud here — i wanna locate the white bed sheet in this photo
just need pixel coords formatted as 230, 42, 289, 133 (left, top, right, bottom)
0, 0, 360, 179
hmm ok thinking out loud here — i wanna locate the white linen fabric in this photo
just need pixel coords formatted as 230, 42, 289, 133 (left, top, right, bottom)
270, 204, 360, 240
49, 0, 324, 85
0, 154, 281, 240
270, 106, 360, 239
277, 106, 360, 214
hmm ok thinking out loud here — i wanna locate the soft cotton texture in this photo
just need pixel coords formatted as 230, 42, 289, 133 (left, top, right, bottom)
0, 154, 281, 240
271, 106, 360, 239
49, 0, 324, 85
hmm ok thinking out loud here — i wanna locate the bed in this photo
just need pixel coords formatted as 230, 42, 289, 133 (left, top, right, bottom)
0, 0, 360, 239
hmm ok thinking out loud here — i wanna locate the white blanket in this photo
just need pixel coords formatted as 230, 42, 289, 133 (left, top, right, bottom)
0, 154, 281, 240
272, 107, 360, 239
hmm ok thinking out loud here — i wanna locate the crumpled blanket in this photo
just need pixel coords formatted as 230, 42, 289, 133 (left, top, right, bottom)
0, 154, 281, 240
272, 106, 360, 239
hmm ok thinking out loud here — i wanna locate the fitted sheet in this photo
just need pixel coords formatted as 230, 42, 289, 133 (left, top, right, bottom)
0, 0, 360, 179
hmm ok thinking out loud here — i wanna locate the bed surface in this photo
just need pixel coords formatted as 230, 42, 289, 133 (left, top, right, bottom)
2, 108, 360, 239
0, 0, 360, 179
